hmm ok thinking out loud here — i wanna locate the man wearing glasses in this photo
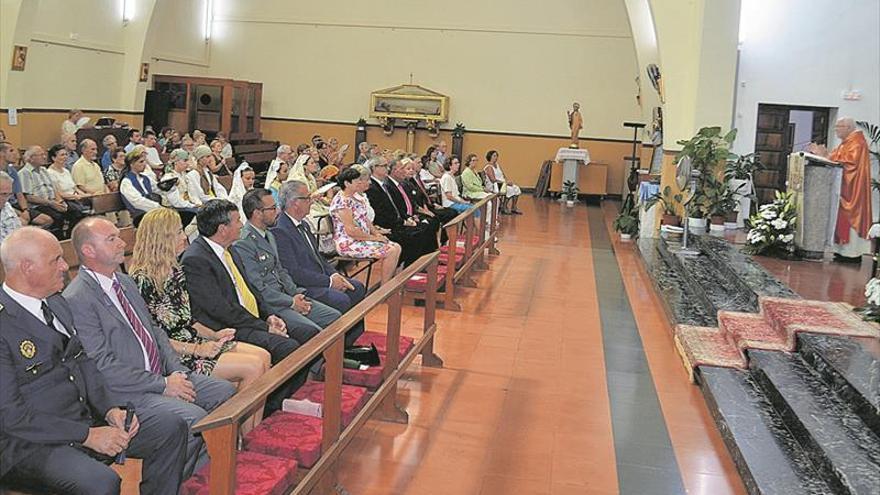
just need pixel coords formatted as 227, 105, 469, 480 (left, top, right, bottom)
233, 189, 343, 345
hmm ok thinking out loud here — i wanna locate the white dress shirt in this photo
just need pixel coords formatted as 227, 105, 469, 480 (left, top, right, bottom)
3, 283, 70, 337
204, 237, 248, 307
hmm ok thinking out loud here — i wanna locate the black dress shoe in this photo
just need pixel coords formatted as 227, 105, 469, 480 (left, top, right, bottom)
344, 343, 381, 366
832, 253, 862, 264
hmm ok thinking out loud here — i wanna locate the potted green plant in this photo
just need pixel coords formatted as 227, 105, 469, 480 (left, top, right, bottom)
703, 176, 738, 232
614, 196, 640, 240
562, 180, 579, 207
676, 126, 738, 233
644, 185, 682, 226
724, 152, 762, 227
613, 212, 639, 240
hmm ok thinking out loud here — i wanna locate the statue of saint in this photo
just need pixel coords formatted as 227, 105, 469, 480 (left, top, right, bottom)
567, 102, 583, 148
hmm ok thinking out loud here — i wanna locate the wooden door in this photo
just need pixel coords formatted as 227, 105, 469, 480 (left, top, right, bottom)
753, 104, 830, 205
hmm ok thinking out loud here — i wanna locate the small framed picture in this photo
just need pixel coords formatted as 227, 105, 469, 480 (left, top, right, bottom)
139, 62, 150, 82
11, 45, 27, 71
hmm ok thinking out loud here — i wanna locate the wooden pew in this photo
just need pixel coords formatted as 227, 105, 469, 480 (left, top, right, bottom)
192, 252, 443, 495
89, 192, 125, 215
405, 194, 500, 311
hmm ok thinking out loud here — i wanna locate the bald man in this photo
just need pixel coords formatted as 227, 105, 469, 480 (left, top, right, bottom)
808, 117, 873, 261
63, 217, 236, 478
0, 227, 188, 495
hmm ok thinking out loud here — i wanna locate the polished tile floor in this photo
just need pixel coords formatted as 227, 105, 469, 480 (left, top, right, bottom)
339, 198, 747, 495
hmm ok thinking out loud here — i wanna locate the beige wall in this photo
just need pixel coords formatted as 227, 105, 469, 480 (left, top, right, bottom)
260, 118, 645, 195
173, 0, 642, 140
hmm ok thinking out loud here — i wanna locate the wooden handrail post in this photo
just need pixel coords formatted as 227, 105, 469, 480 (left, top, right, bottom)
321, 338, 344, 452
475, 199, 490, 270
421, 258, 444, 367
379, 289, 408, 424
443, 223, 461, 311
204, 424, 238, 495
459, 215, 478, 288
488, 196, 501, 255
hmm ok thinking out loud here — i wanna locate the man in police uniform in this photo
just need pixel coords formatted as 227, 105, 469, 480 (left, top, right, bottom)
0, 227, 188, 495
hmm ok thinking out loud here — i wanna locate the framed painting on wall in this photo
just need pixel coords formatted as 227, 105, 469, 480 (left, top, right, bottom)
11, 45, 27, 71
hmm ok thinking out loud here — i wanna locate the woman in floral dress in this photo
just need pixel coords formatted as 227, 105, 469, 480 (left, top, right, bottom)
330, 165, 401, 284
129, 208, 271, 428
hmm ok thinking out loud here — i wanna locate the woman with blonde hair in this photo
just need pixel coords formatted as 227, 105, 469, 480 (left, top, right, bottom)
129, 207, 271, 430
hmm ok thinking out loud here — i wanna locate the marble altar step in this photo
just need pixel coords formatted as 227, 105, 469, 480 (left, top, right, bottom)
799, 334, 880, 439
637, 235, 796, 327
699, 366, 831, 495
750, 350, 880, 495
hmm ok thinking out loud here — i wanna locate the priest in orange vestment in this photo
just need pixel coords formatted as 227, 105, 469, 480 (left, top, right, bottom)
808, 118, 873, 260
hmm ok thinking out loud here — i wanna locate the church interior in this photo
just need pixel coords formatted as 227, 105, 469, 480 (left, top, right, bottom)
0, 0, 878, 494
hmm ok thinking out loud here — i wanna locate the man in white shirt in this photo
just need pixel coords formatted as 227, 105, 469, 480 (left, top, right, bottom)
123, 128, 143, 153
63, 217, 236, 478
0, 171, 22, 244
0, 226, 190, 495
142, 130, 163, 170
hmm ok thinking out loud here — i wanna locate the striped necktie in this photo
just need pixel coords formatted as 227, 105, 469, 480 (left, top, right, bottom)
223, 249, 260, 317
111, 279, 161, 373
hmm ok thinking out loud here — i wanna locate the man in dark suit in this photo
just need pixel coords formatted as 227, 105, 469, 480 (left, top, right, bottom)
181, 199, 309, 412
234, 188, 342, 344
365, 157, 438, 265
1, 227, 188, 495
63, 217, 236, 478
274, 181, 366, 342
406, 156, 458, 227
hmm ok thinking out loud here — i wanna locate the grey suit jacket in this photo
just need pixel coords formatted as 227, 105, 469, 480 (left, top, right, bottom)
62, 270, 187, 399
233, 222, 305, 314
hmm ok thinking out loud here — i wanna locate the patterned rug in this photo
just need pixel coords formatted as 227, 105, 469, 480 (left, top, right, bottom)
674, 297, 880, 381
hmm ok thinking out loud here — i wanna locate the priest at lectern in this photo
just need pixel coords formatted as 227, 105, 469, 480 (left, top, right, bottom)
808, 117, 873, 261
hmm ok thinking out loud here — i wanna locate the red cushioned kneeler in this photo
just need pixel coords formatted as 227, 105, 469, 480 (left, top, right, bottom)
181, 451, 297, 495
290, 381, 368, 427
354, 331, 414, 361
438, 251, 465, 267
405, 265, 448, 292
243, 412, 323, 469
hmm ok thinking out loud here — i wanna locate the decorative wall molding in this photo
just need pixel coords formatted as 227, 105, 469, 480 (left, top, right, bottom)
29, 32, 126, 56
215, 16, 632, 40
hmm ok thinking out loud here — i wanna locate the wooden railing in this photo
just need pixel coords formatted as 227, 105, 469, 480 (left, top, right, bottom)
192, 252, 443, 495
407, 194, 500, 311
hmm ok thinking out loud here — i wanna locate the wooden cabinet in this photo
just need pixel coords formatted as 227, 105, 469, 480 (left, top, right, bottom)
152, 75, 262, 141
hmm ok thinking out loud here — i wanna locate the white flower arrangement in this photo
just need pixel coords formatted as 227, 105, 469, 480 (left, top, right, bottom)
744, 191, 797, 257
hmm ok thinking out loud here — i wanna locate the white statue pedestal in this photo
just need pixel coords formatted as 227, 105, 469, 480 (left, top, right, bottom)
555, 148, 590, 186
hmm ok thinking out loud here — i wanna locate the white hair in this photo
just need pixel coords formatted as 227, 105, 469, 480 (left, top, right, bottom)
837, 117, 856, 129
0, 226, 53, 271
276, 144, 291, 157
22, 146, 43, 164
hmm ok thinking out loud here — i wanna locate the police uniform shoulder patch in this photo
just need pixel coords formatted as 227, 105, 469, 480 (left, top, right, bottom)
20, 340, 36, 359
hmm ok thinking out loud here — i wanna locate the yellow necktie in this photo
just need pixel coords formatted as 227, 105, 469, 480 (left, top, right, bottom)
223, 249, 259, 317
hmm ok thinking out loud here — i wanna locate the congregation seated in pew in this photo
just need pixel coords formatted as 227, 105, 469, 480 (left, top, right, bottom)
63, 217, 238, 482
329, 165, 402, 284
128, 208, 272, 433
0, 227, 191, 495
234, 188, 345, 346
181, 199, 309, 413
20, 145, 85, 238
274, 179, 368, 314
118, 146, 197, 228
366, 157, 438, 267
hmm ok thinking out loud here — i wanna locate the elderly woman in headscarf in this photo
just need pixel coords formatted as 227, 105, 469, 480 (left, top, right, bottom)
185, 144, 228, 204
228, 162, 255, 218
